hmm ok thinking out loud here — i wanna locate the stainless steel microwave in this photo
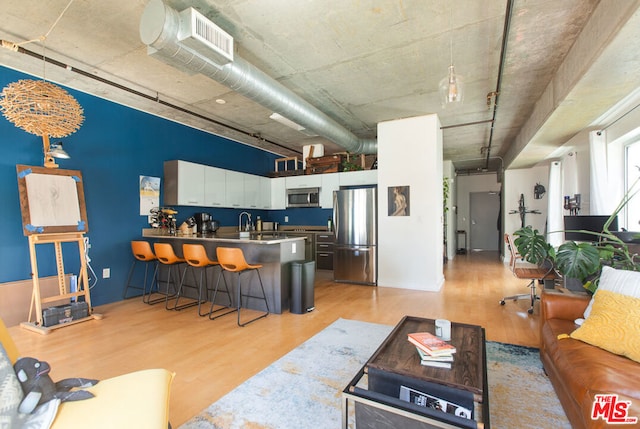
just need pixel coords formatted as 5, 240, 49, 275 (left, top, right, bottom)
286, 187, 320, 208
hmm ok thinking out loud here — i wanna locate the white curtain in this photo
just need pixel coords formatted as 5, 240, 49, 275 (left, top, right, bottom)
563, 151, 579, 196
590, 130, 610, 214
547, 161, 563, 247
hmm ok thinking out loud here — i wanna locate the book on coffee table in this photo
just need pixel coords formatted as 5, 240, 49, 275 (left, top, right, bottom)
420, 360, 453, 369
416, 347, 454, 368
408, 332, 457, 356
416, 347, 454, 361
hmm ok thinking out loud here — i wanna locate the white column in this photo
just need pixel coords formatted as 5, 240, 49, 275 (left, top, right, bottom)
377, 115, 444, 291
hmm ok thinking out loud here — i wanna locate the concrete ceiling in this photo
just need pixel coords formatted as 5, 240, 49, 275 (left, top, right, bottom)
1, 0, 639, 174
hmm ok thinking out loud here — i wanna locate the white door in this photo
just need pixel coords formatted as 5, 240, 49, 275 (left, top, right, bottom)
469, 192, 500, 251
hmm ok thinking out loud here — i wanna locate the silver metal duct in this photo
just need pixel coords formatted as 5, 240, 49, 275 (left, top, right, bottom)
140, 0, 377, 154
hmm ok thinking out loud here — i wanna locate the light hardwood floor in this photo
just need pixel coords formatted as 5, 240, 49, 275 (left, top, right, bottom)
9, 250, 543, 426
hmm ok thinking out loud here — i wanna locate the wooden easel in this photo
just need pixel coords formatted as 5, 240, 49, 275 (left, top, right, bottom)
16, 165, 101, 334
20, 232, 102, 334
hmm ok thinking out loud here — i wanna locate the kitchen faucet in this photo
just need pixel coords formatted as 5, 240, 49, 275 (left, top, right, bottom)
239, 211, 252, 231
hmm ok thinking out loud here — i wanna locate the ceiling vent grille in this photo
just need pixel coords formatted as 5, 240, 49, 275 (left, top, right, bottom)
178, 7, 233, 67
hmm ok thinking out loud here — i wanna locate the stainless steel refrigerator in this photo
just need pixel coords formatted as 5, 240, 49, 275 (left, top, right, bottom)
333, 187, 377, 285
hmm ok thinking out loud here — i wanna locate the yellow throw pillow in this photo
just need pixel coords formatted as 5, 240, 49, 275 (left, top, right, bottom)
571, 289, 640, 363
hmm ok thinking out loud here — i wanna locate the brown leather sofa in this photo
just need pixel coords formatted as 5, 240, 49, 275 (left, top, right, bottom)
540, 292, 640, 429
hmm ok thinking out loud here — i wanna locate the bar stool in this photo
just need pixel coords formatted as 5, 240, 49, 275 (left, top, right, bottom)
153, 243, 190, 310
181, 244, 232, 316
214, 247, 270, 326
123, 241, 158, 302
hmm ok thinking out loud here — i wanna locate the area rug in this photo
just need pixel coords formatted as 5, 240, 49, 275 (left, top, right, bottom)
179, 318, 569, 428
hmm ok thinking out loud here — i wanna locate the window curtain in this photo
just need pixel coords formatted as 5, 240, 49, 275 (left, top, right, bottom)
563, 151, 579, 195
590, 130, 610, 214
589, 129, 624, 216
547, 161, 563, 247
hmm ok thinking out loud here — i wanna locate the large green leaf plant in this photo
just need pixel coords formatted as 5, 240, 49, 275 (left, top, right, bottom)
513, 175, 640, 293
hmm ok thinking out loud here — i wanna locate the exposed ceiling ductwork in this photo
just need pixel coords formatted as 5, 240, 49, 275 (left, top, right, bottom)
139, 0, 377, 155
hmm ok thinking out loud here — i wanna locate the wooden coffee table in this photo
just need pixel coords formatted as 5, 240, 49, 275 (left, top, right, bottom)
342, 315, 490, 428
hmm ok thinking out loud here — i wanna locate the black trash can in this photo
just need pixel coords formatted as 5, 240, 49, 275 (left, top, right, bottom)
291, 260, 316, 314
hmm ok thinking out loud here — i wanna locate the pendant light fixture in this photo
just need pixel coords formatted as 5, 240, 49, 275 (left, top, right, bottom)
0, 78, 84, 170
439, 5, 464, 107
0, 0, 83, 168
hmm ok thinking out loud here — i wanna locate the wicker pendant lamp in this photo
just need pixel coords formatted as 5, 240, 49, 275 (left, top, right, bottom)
0, 79, 84, 168
0, 0, 83, 168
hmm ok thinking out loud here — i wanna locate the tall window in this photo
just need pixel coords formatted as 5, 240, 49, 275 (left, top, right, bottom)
625, 140, 640, 231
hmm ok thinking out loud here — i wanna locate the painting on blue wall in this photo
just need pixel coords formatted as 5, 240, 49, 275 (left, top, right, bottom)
140, 175, 160, 215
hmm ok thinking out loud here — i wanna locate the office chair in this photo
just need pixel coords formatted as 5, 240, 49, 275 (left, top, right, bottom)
500, 233, 557, 314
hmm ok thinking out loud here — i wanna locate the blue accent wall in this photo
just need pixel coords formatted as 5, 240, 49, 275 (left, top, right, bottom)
0, 66, 328, 306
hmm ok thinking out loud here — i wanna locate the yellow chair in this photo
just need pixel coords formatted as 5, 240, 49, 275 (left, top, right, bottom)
153, 243, 190, 311
214, 247, 270, 326
0, 317, 174, 429
181, 244, 232, 317
123, 241, 159, 303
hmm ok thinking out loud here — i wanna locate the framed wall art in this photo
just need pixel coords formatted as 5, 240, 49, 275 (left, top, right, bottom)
388, 185, 410, 216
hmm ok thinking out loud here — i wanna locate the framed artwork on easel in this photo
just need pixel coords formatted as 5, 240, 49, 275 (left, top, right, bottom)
16, 164, 89, 236
15, 165, 97, 332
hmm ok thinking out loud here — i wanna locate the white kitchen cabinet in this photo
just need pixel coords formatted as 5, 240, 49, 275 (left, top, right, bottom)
164, 160, 205, 206
167, 159, 357, 210
225, 170, 245, 208
271, 177, 286, 210
285, 174, 321, 189
243, 174, 272, 209
320, 172, 340, 208
258, 176, 272, 209
244, 174, 260, 209
204, 166, 226, 207
339, 170, 377, 187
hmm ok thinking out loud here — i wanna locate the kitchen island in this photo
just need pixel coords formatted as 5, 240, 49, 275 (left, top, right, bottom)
142, 229, 306, 314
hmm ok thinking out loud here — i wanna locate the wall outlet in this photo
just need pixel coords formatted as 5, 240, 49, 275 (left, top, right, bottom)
285, 216, 289, 222
102, 268, 110, 279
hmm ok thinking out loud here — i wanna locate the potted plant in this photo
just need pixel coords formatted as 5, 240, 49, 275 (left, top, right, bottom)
341, 153, 363, 172
443, 177, 450, 263
513, 176, 640, 293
